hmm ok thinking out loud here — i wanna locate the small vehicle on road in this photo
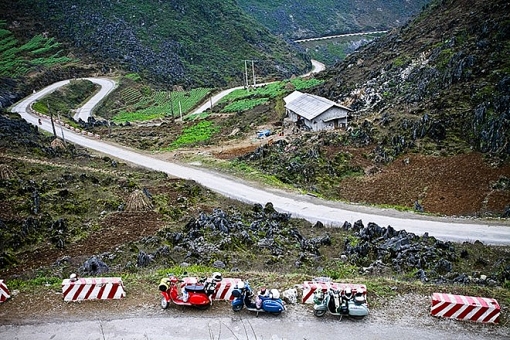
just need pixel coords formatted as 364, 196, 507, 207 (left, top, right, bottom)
159, 272, 222, 310
313, 287, 369, 319
231, 280, 285, 316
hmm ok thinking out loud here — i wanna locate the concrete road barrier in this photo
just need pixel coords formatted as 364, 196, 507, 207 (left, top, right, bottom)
0, 279, 11, 303
62, 277, 126, 302
430, 293, 500, 323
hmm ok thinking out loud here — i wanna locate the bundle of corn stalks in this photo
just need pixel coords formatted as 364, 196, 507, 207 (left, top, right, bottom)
50, 138, 66, 150
0, 164, 16, 180
125, 189, 153, 211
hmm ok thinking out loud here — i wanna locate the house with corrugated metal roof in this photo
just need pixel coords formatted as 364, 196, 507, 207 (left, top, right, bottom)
283, 91, 352, 131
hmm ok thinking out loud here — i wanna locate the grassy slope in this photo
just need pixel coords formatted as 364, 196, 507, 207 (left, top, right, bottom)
237, 0, 430, 38
4, 0, 309, 87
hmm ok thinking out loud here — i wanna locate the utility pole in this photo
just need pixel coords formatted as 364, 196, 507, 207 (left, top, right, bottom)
252, 60, 256, 87
243, 60, 257, 90
57, 111, 66, 144
47, 101, 57, 138
169, 91, 174, 121
244, 60, 248, 89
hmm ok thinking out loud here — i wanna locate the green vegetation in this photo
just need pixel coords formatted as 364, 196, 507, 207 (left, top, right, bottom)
155, 264, 217, 277
165, 120, 220, 150
112, 88, 212, 123
8, 276, 62, 290
223, 98, 269, 112
236, 0, 428, 40
393, 55, 410, 68
221, 78, 323, 104
299, 33, 386, 66
30, 79, 98, 128
0, 20, 76, 78
14, 0, 309, 87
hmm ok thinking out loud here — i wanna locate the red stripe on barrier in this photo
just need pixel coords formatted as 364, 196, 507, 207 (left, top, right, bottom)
72, 282, 86, 301
456, 304, 477, 320
83, 280, 96, 300
219, 282, 231, 300
485, 308, 500, 323
107, 284, 118, 299
431, 301, 452, 315
470, 304, 488, 322
62, 283, 74, 298
97, 281, 107, 299
442, 302, 465, 318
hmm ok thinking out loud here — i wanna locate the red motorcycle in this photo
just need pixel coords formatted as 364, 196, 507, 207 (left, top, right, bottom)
158, 272, 222, 310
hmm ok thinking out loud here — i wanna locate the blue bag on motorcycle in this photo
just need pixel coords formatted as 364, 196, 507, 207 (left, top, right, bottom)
261, 296, 285, 313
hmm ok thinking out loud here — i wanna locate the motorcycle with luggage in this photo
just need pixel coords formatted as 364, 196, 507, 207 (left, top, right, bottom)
231, 280, 285, 316
159, 272, 222, 310
313, 286, 369, 319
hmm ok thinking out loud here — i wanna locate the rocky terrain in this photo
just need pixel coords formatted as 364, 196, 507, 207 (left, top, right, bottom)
237, 0, 429, 39
0, 0, 509, 331
315, 0, 509, 160
0, 0, 309, 88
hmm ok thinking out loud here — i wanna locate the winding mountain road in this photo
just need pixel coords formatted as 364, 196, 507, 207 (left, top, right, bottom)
192, 59, 326, 114
10, 75, 510, 246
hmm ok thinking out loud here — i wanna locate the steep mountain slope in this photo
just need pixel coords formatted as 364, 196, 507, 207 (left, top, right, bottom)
238, 0, 430, 39
1, 0, 309, 88
232, 0, 510, 216
314, 0, 509, 159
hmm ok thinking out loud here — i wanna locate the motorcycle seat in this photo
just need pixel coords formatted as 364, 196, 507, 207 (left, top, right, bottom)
184, 285, 206, 292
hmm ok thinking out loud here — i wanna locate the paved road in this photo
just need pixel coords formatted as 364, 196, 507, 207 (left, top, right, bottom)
9, 77, 510, 245
295, 30, 389, 43
1, 314, 506, 340
73, 78, 117, 121
193, 59, 326, 114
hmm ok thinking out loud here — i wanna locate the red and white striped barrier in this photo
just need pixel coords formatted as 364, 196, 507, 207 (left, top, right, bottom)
180, 277, 242, 301
62, 277, 126, 302
0, 280, 10, 303
302, 280, 367, 304
212, 278, 243, 300
430, 293, 500, 323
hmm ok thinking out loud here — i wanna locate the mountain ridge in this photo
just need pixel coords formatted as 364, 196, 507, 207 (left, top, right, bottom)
314, 0, 510, 159
237, 0, 430, 39
0, 0, 310, 90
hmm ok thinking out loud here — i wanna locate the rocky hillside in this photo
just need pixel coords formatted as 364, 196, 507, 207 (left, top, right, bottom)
1, 114, 509, 298
238, 0, 430, 39
0, 0, 309, 90
228, 0, 510, 216
315, 0, 510, 160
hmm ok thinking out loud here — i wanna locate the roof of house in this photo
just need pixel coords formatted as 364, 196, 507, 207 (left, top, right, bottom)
284, 91, 352, 120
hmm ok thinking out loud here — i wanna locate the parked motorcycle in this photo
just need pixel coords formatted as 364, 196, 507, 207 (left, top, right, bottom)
159, 272, 222, 310
313, 287, 369, 319
231, 280, 285, 316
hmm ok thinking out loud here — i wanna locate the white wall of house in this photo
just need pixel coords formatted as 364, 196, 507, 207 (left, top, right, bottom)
287, 107, 348, 131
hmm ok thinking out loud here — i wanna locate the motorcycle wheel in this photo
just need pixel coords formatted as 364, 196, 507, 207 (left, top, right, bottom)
314, 310, 326, 317
196, 304, 211, 310
160, 297, 169, 309
272, 311, 282, 316
232, 304, 243, 312
350, 315, 366, 320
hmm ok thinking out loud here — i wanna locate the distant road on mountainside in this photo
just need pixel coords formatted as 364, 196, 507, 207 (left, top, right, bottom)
294, 30, 389, 43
